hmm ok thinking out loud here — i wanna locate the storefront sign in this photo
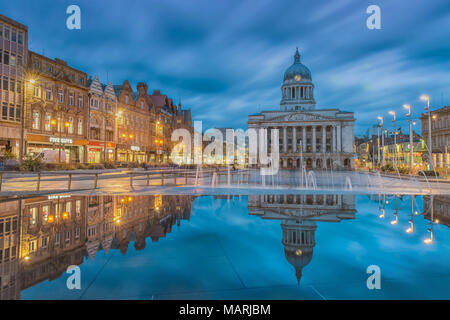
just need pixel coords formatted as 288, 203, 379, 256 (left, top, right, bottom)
131, 145, 140, 151
49, 137, 73, 144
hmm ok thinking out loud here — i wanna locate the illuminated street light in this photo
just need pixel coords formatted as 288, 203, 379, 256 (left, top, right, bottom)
420, 94, 433, 170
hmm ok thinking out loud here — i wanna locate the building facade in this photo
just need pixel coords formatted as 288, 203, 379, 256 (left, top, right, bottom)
25, 51, 89, 163
421, 106, 449, 173
87, 76, 117, 163
114, 81, 155, 163
0, 15, 28, 159
248, 49, 355, 170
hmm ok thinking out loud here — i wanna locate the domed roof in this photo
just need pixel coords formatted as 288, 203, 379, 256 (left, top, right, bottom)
283, 48, 312, 82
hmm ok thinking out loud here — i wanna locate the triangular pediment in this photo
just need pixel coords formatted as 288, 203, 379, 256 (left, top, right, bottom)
268, 112, 335, 122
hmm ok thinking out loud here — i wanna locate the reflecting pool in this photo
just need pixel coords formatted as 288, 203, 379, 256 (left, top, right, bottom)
0, 193, 449, 299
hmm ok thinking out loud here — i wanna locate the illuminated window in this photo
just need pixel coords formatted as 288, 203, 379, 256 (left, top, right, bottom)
32, 111, 40, 130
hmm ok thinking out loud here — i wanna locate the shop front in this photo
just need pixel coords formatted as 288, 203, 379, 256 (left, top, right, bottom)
87, 141, 116, 163
26, 133, 88, 163
116, 144, 147, 163
0, 123, 21, 158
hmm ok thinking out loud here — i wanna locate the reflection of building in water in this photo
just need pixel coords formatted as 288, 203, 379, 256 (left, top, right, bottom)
19, 195, 87, 292
423, 195, 450, 227
111, 195, 194, 254
0, 194, 195, 299
0, 199, 20, 299
248, 194, 356, 284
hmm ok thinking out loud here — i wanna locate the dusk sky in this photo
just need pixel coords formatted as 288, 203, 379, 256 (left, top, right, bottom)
2, 0, 450, 134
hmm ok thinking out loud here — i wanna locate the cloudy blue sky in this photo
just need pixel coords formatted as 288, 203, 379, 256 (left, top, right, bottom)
2, 0, 450, 134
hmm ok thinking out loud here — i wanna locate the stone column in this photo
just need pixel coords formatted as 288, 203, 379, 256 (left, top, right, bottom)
337, 123, 342, 152
322, 126, 326, 153
312, 125, 316, 153
332, 125, 336, 152
283, 126, 287, 153
302, 126, 306, 152
293, 127, 297, 152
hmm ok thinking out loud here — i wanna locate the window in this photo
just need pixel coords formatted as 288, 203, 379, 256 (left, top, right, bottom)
75, 227, 80, 239
69, 94, 74, 106
66, 201, 72, 215
32, 111, 40, 129
18, 32, 23, 44
11, 30, 16, 42
17, 55, 22, 67
42, 205, 49, 223
65, 230, 71, 242
4, 27, 10, 40
68, 117, 74, 134
29, 241, 36, 253
0, 24, 2, 37
29, 207, 37, 225
2, 103, 8, 120
140, 101, 144, 109
42, 237, 48, 248
3, 51, 9, 65
78, 96, 83, 107
125, 96, 129, 104
9, 78, 15, 91
55, 232, 60, 245
77, 118, 83, 135
10, 53, 16, 67
15, 105, 20, 121
75, 200, 81, 216
33, 86, 41, 97
3, 76, 8, 90
0, 49, 2, 63
44, 113, 51, 131
16, 81, 21, 93
58, 91, 64, 103
9, 104, 14, 121
46, 88, 52, 100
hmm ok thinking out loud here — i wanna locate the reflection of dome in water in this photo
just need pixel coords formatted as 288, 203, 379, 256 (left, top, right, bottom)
281, 220, 317, 284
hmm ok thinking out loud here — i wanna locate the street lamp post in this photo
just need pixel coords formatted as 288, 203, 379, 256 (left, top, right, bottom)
377, 116, 383, 167
403, 104, 413, 173
389, 111, 397, 167
20, 78, 37, 165
420, 95, 433, 171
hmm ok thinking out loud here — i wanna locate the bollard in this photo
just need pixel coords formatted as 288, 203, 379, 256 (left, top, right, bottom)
68, 173, 72, 190
36, 172, 41, 191
147, 173, 150, 186
94, 173, 99, 189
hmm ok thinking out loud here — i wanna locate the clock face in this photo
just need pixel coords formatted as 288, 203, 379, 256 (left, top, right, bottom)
294, 75, 301, 81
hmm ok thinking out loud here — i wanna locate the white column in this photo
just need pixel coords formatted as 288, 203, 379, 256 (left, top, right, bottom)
332, 125, 336, 152
283, 126, 287, 153
293, 127, 297, 152
312, 125, 316, 153
302, 126, 306, 152
337, 123, 341, 152
322, 126, 326, 153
